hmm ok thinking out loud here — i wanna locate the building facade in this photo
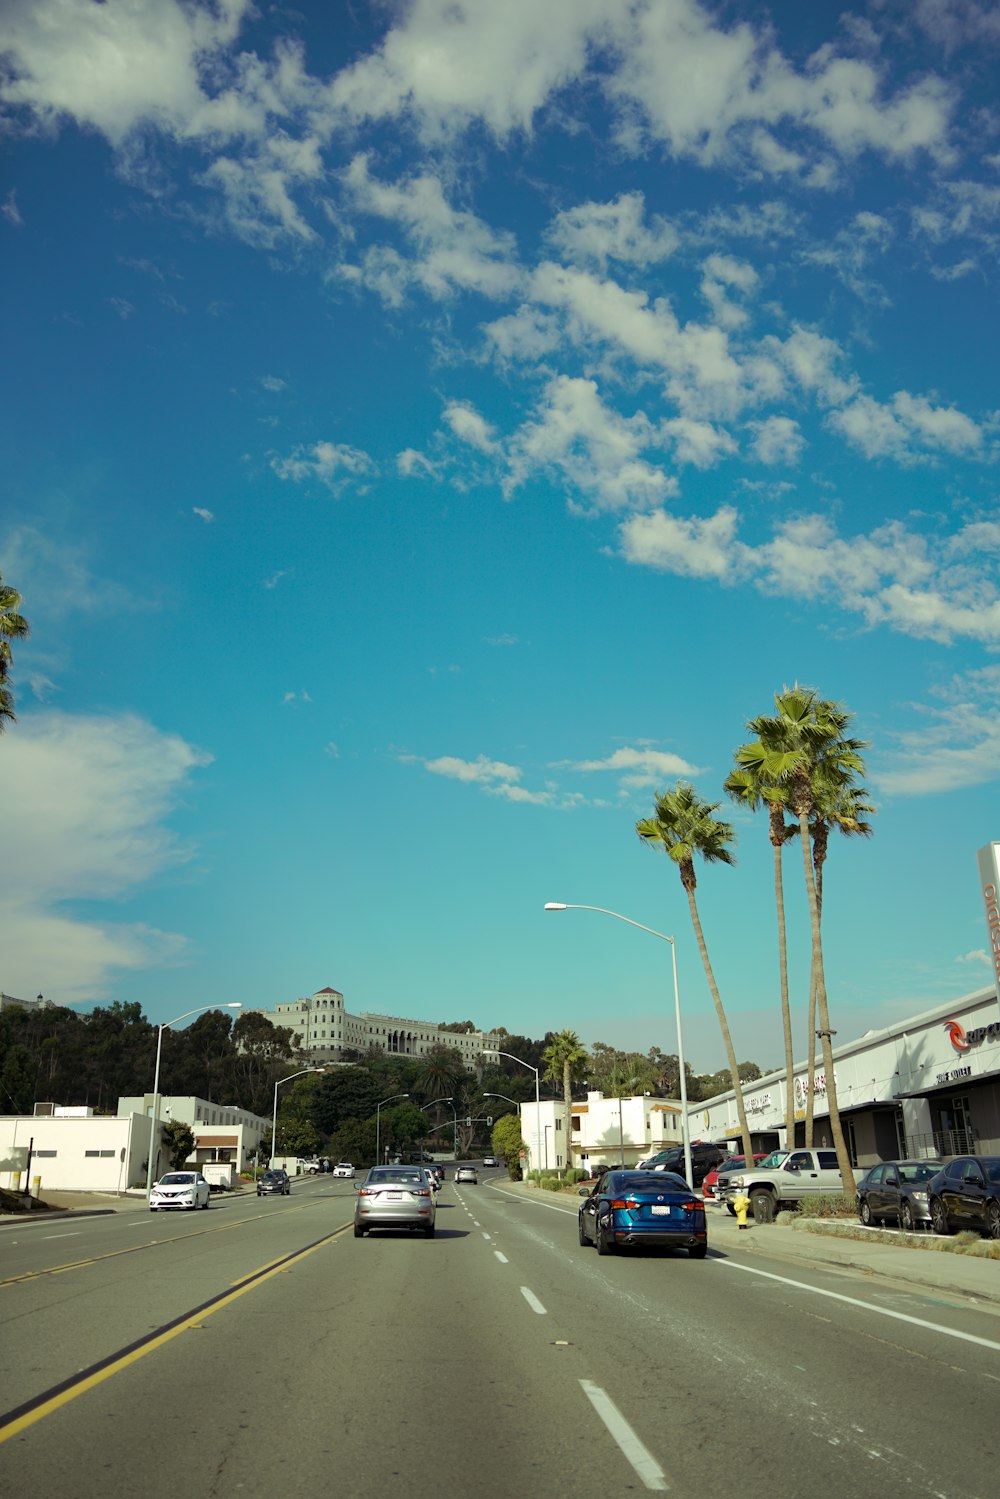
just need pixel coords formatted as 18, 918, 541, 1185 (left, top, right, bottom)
246, 986, 503, 1069
696, 985, 1000, 1167
520, 1091, 683, 1173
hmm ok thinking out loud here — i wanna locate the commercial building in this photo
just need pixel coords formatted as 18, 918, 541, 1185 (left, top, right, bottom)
246, 986, 503, 1069
0, 1096, 270, 1197
696, 984, 1000, 1166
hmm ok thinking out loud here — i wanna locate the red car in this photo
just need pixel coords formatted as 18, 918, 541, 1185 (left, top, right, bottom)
702, 1153, 767, 1199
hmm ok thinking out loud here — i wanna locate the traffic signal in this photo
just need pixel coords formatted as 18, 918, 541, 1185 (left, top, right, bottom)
487, 1116, 493, 1126
466, 1116, 472, 1127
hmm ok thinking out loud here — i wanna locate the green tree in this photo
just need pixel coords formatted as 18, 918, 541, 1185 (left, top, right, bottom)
492, 1113, 524, 1179
542, 1029, 589, 1173
276, 1117, 321, 1156
725, 753, 797, 1147
313, 1068, 382, 1135
414, 1044, 465, 1102
637, 782, 756, 1173
0, 573, 29, 732
737, 688, 867, 1192
163, 1119, 195, 1170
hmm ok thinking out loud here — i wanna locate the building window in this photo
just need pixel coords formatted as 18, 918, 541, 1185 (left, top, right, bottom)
35, 1149, 58, 1157
84, 1149, 114, 1158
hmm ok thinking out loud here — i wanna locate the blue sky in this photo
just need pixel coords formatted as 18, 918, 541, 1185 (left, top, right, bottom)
2, 0, 999, 1071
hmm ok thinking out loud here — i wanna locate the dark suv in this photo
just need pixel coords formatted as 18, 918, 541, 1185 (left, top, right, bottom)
639, 1142, 725, 1187
927, 1156, 1000, 1238
257, 1169, 291, 1197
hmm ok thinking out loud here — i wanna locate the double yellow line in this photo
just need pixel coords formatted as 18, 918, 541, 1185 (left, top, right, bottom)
0, 1220, 354, 1443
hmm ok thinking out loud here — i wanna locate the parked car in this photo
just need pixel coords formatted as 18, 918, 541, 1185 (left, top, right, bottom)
927, 1156, 1000, 1239
638, 1141, 725, 1186
332, 1162, 355, 1179
482, 1156, 500, 1168
150, 1171, 211, 1211
719, 1149, 843, 1221
354, 1167, 436, 1237
856, 1159, 942, 1230
578, 1170, 707, 1258
257, 1169, 290, 1197
703, 1153, 767, 1199
455, 1165, 478, 1184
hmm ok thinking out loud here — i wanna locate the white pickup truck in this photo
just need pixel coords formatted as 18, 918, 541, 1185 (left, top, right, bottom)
718, 1148, 844, 1221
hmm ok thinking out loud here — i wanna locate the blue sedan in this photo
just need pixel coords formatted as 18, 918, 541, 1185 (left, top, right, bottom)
578, 1170, 708, 1258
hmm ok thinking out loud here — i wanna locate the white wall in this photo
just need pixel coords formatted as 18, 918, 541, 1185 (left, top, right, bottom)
0, 1113, 153, 1194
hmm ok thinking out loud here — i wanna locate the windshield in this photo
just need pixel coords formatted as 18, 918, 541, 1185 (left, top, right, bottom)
158, 1173, 196, 1185
898, 1163, 939, 1183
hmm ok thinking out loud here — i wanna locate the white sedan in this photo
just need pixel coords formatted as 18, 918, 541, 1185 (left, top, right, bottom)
150, 1171, 211, 1210
332, 1162, 356, 1178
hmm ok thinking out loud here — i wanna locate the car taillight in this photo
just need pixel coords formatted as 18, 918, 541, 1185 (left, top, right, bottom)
359, 1188, 372, 1196
416, 1190, 431, 1198
610, 1199, 640, 1210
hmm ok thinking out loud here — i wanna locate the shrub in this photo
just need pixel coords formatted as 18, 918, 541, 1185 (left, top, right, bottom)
542, 1175, 567, 1191
793, 1193, 858, 1219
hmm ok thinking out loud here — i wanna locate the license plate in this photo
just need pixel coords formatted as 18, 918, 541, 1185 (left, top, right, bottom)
387, 1192, 402, 1200
651, 1205, 671, 1216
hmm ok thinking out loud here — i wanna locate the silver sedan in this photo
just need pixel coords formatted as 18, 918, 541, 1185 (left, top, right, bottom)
354, 1167, 437, 1237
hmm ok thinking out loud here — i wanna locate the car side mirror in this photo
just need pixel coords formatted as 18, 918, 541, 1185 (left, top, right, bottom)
578, 1187, 590, 1197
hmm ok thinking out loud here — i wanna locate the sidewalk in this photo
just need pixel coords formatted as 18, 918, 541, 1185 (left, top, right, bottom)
494, 1180, 1000, 1310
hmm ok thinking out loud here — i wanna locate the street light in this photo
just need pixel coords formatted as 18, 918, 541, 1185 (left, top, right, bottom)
544, 902, 692, 1189
271, 1068, 326, 1165
483, 1049, 543, 1170
144, 1003, 242, 1202
376, 1093, 409, 1165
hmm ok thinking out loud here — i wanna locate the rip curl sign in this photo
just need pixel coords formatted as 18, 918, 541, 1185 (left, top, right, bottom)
944, 1017, 1000, 1052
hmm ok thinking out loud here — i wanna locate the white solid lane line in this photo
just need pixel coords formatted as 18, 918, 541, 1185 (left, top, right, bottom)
494, 1251, 508, 1263
579, 1380, 668, 1492
719, 1259, 1000, 1353
520, 1286, 547, 1315
42, 1232, 81, 1240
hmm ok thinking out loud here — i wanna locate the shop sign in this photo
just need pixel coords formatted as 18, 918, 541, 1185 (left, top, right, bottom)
943, 1018, 1000, 1053
936, 1065, 973, 1085
793, 1071, 835, 1106
746, 1092, 773, 1115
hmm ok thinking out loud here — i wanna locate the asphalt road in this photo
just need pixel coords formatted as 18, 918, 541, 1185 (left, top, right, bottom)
2, 1169, 999, 1498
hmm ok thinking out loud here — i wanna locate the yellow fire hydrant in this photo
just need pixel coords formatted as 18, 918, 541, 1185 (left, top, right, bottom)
733, 1191, 750, 1229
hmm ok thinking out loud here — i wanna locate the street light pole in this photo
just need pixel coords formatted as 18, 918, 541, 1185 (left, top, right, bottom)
483, 1049, 541, 1172
144, 1003, 242, 1203
375, 1093, 409, 1166
271, 1067, 326, 1165
544, 902, 692, 1190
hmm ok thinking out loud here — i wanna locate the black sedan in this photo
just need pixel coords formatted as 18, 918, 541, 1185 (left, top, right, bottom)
578, 1170, 707, 1258
856, 1159, 942, 1231
927, 1155, 1000, 1238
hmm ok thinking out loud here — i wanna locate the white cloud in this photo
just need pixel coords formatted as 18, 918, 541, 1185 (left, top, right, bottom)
506, 375, 677, 513
443, 401, 499, 453
396, 448, 439, 479
619, 505, 1000, 644
109, 296, 135, 319
260, 375, 285, 392
271, 440, 374, 492
747, 415, 805, 465
263, 569, 290, 589
281, 690, 312, 705
336, 155, 522, 304
192, 506, 214, 522
420, 753, 521, 785
828, 390, 983, 461
957, 949, 991, 968
0, 710, 210, 1000
556, 745, 703, 789
2, 189, 23, 226
546, 192, 679, 270
874, 667, 1000, 795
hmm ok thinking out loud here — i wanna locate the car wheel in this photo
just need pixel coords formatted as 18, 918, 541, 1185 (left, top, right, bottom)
986, 1201, 1000, 1240
860, 1199, 873, 1227
596, 1224, 614, 1256
930, 1197, 952, 1236
689, 1243, 708, 1259
578, 1216, 590, 1246
353, 1223, 365, 1237
725, 1203, 736, 1216
425, 1223, 436, 1238
900, 1200, 915, 1233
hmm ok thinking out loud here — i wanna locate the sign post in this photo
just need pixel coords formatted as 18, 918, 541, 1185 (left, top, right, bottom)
977, 842, 1000, 1013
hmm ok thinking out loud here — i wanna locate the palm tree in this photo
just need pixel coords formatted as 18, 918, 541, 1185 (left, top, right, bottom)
724, 762, 797, 1149
799, 774, 876, 1145
542, 1029, 589, 1174
636, 782, 757, 1172
0, 573, 30, 732
737, 688, 867, 1194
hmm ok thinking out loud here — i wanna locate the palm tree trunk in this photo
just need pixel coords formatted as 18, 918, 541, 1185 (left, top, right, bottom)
681, 879, 756, 1173
796, 807, 856, 1194
804, 964, 817, 1147
563, 1057, 574, 1175
771, 837, 795, 1148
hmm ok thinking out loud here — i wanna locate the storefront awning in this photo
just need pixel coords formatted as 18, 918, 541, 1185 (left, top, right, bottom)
195, 1134, 238, 1147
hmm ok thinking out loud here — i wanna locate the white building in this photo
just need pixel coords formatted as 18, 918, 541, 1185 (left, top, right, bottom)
246, 986, 503, 1069
696, 985, 1000, 1166
1, 1096, 271, 1197
520, 1091, 683, 1173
